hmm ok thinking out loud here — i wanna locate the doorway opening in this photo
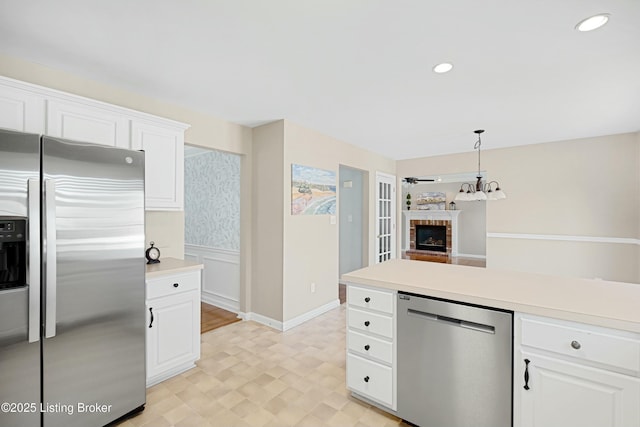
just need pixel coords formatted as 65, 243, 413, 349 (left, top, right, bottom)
183, 144, 242, 331
338, 165, 369, 304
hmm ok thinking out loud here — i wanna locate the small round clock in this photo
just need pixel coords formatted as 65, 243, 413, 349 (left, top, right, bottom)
145, 241, 161, 264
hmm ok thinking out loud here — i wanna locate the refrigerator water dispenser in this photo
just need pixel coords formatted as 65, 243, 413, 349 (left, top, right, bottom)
0, 217, 26, 289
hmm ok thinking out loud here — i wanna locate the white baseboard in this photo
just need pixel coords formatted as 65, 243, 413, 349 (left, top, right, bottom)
239, 299, 340, 332
283, 299, 340, 331
456, 253, 487, 259
239, 312, 283, 331
201, 290, 240, 313
146, 361, 197, 388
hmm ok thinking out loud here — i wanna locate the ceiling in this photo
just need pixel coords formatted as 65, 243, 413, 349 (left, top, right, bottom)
1, 0, 638, 160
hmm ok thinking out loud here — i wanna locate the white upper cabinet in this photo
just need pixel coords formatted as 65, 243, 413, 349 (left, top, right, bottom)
131, 120, 185, 210
46, 99, 129, 148
0, 83, 45, 133
0, 76, 189, 210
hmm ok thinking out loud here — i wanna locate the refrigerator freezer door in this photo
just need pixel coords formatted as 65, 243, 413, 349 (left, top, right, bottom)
0, 129, 41, 427
41, 137, 146, 427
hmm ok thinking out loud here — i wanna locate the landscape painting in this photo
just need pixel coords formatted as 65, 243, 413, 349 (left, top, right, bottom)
416, 191, 446, 210
291, 164, 336, 215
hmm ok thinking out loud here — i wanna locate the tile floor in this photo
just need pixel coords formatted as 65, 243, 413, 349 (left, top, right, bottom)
117, 305, 405, 427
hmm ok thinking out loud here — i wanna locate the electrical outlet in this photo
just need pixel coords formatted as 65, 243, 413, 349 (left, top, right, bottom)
311, 282, 316, 293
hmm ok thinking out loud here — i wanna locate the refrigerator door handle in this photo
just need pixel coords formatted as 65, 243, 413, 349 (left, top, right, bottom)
27, 178, 41, 343
44, 178, 57, 339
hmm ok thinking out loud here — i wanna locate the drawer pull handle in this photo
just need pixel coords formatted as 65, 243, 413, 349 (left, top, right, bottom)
571, 340, 581, 350
173, 283, 179, 288
364, 321, 370, 327
149, 307, 154, 328
523, 359, 530, 390
364, 344, 370, 351
364, 297, 371, 303
364, 376, 370, 383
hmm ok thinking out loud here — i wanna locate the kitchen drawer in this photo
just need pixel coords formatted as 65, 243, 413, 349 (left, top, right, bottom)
348, 285, 394, 314
347, 353, 393, 407
348, 329, 393, 364
147, 271, 200, 300
521, 317, 640, 375
348, 307, 393, 339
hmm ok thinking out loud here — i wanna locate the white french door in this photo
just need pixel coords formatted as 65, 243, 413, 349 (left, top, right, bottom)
375, 172, 396, 263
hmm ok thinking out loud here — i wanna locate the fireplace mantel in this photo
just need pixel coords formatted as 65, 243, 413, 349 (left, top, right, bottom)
403, 210, 461, 256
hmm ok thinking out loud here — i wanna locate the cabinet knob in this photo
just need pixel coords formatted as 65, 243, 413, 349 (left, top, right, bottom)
571, 340, 581, 350
173, 283, 179, 288
364, 297, 371, 303
364, 376, 370, 383
364, 344, 370, 351
364, 321, 370, 327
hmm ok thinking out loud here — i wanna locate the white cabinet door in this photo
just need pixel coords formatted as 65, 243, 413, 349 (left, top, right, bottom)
0, 84, 45, 133
518, 352, 640, 427
146, 290, 200, 385
131, 120, 184, 210
47, 99, 129, 148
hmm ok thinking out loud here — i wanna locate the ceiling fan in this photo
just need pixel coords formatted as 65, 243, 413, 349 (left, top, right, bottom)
403, 177, 435, 184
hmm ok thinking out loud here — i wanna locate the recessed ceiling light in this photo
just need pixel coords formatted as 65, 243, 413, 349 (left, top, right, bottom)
575, 13, 610, 32
433, 63, 453, 74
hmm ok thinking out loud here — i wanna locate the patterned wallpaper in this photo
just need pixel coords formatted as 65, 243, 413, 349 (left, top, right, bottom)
184, 148, 240, 251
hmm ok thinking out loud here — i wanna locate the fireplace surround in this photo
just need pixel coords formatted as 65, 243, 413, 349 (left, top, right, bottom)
403, 210, 461, 256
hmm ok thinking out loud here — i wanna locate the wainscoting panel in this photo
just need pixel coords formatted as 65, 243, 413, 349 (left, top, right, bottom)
185, 244, 240, 313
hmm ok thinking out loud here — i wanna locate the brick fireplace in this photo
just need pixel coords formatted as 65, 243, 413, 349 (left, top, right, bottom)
403, 210, 461, 260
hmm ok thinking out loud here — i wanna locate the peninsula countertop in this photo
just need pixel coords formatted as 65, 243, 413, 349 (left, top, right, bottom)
145, 257, 203, 278
341, 259, 640, 333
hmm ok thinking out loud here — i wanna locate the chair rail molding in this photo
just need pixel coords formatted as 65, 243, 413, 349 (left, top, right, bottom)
487, 233, 640, 246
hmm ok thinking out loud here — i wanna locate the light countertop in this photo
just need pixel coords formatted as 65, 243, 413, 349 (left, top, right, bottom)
341, 259, 640, 333
145, 257, 203, 278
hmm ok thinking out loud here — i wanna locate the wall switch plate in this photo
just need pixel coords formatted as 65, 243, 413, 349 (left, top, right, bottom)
311, 282, 316, 293
330, 215, 336, 224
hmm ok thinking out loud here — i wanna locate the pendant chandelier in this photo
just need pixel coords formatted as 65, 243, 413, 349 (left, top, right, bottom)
454, 130, 506, 201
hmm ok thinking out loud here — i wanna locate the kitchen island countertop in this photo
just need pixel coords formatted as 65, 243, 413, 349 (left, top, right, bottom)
341, 259, 640, 333
145, 257, 203, 278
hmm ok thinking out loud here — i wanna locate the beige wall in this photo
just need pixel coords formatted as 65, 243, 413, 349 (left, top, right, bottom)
251, 120, 396, 323
398, 132, 640, 283
282, 121, 395, 321
251, 121, 285, 322
0, 54, 255, 310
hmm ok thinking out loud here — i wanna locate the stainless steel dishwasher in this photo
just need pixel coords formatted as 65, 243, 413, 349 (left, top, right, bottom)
397, 292, 513, 427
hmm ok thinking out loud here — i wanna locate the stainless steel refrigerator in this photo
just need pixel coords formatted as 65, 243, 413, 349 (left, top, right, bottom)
0, 128, 146, 427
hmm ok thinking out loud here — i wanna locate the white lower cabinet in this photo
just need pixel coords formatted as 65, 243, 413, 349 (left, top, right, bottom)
515, 314, 640, 427
345, 283, 396, 411
347, 353, 393, 405
146, 270, 201, 387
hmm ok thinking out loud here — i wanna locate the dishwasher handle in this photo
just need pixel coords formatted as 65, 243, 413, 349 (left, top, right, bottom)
406, 308, 496, 334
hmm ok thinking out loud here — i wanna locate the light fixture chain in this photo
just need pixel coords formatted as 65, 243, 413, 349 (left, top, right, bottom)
476, 135, 481, 177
